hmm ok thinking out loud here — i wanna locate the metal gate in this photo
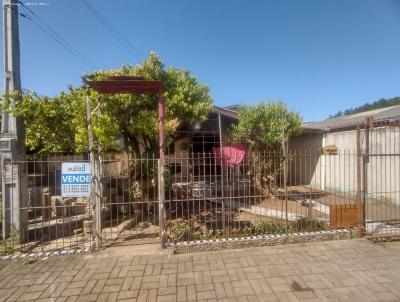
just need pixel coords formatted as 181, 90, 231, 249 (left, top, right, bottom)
100, 155, 160, 245
364, 119, 400, 235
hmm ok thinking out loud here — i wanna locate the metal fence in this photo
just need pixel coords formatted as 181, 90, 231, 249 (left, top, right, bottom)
1, 122, 399, 254
0, 154, 94, 254
100, 155, 160, 245
364, 120, 400, 235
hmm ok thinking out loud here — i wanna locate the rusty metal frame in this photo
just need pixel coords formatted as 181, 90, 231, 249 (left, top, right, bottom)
86, 76, 168, 248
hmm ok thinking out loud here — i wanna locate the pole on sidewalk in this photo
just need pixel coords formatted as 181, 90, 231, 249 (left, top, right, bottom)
1, 0, 28, 244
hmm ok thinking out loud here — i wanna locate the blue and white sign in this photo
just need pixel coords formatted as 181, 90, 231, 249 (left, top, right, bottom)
61, 162, 91, 197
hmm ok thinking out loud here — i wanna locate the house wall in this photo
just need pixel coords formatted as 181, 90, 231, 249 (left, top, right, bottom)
289, 127, 400, 204
364, 126, 400, 204
288, 132, 324, 186
322, 130, 358, 196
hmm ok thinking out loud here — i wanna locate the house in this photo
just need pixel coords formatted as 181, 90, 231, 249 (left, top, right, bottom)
165, 106, 239, 181
289, 105, 400, 205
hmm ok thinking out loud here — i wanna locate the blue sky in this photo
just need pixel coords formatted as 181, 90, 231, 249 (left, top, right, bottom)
2, 0, 400, 122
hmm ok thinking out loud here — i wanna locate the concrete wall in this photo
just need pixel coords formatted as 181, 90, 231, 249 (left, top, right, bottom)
288, 132, 323, 186
323, 130, 359, 196
289, 126, 400, 204
364, 126, 400, 204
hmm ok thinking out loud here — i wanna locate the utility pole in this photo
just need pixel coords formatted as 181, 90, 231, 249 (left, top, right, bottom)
1, 0, 27, 243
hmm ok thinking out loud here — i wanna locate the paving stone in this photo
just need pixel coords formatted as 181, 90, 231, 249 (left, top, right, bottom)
92, 279, 107, 294
156, 294, 177, 302
117, 290, 139, 300
136, 289, 148, 302
196, 290, 216, 300
270, 283, 292, 293
186, 285, 197, 301
233, 286, 255, 297
1, 240, 400, 302
214, 282, 226, 298
16, 291, 42, 301
62, 287, 83, 297
76, 294, 98, 302
102, 285, 123, 293
176, 286, 186, 301
158, 287, 176, 296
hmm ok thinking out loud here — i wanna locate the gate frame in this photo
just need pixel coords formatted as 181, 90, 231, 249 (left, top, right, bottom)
86, 76, 167, 248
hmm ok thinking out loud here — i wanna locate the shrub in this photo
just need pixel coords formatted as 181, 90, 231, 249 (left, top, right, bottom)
294, 217, 327, 232
168, 221, 192, 242
254, 220, 291, 235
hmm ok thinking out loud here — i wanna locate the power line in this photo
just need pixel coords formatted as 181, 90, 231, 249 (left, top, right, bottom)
80, 0, 144, 62
20, 13, 97, 69
18, 1, 99, 70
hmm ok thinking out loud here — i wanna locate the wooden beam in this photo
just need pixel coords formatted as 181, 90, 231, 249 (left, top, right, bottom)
87, 80, 163, 95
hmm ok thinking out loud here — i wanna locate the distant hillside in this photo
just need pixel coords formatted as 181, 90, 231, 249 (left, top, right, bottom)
330, 97, 400, 118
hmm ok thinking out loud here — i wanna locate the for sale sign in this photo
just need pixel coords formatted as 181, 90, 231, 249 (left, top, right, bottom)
61, 162, 91, 197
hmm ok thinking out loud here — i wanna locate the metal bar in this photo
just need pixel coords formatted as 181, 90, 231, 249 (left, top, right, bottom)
85, 91, 98, 249
158, 94, 167, 247
363, 153, 400, 157
363, 117, 371, 233
356, 125, 363, 236
218, 113, 225, 231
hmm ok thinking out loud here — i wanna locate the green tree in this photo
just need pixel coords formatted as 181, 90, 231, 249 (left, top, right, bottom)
2, 53, 212, 155
329, 96, 400, 118
233, 101, 302, 196
233, 101, 302, 149
79, 52, 212, 156
1, 91, 77, 153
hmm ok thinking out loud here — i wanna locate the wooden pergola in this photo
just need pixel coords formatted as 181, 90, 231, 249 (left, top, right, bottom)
86, 76, 168, 248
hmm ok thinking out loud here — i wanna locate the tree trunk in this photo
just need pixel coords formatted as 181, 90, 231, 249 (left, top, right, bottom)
122, 133, 130, 174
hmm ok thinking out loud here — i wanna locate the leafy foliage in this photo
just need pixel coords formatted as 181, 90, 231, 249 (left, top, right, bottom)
79, 52, 212, 155
233, 101, 302, 149
330, 96, 400, 118
168, 221, 192, 242
1, 91, 77, 153
1, 53, 212, 154
232, 102, 302, 198
254, 220, 291, 234
294, 217, 327, 232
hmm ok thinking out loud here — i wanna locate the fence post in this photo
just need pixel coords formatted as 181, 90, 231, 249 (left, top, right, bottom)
95, 158, 102, 247
283, 140, 288, 231
218, 113, 225, 231
158, 159, 167, 247
356, 125, 363, 237
85, 90, 102, 250
158, 94, 167, 248
363, 117, 372, 233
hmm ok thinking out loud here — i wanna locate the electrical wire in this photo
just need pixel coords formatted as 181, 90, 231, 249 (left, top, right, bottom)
18, 1, 99, 70
80, 0, 144, 62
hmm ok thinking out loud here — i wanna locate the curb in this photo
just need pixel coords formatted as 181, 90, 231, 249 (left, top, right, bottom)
168, 229, 352, 254
0, 248, 91, 261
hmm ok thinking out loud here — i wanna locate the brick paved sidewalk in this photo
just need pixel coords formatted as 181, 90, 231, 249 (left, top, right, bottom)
1, 239, 400, 302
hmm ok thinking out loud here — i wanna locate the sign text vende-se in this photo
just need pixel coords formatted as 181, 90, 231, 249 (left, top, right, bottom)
61, 163, 91, 197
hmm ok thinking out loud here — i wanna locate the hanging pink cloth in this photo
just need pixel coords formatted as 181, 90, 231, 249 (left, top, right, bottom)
212, 144, 246, 166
